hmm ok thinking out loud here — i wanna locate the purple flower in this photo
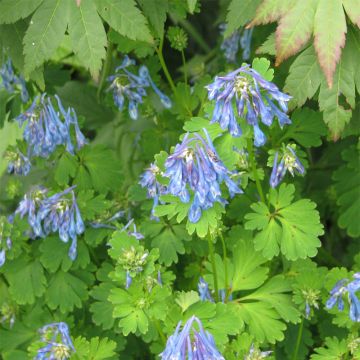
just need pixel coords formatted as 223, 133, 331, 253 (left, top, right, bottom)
35, 322, 75, 360
16, 94, 87, 159
326, 273, 360, 322
160, 316, 224, 359
108, 56, 171, 120
5, 148, 31, 176
0, 59, 29, 103
15, 186, 84, 260
139, 163, 167, 220
164, 129, 242, 223
206, 64, 291, 146
270, 145, 305, 188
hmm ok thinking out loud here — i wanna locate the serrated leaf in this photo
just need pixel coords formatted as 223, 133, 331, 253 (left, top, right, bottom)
0, 0, 43, 24
5, 258, 47, 305
138, 0, 168, 38
232, 238, 268, 291
284, 46, 322, 107
94, 0, 153, 43
224, 0, 261, 37
310, 337, 348, 360
23, 0, 70, 74
313, 0, 347, 88
68, 0, 107, 77
90, 283, 115, 330
245, 184, 323, 260
333, 146, 360, 237
275, 0, 317, 65
54, 151, 78, 185
235, 301, 286, 343
249, 0, 296, 26
281, 108, 327, 147
45, 270, 90, 313
71, 337, 117, 360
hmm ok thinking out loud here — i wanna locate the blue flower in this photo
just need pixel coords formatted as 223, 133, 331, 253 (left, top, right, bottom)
122, 218, 144, 240
206, 64, 291, 146
108, 56, 171, 120
5, 148, 31, 176
245, 344, 272, 359
198, 277, 214, 302
89, 210, 125, 230
16, 94, 87, 159
220, 25, 241, 63
139, 163, 167, 220
15, 186, 84, 260
35, 322, 75, 360
160, 315, 225, 359
270, 145, 305, 188
164, 129, 242, 223
0, 59, 29, 103
240, 28, 253, 60
326, 273, 360, 322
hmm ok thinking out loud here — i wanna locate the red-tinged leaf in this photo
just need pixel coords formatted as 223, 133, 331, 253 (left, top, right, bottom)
313, 0, 347, 88
275, 0, 317, 65
342, 0, 360, 28
248, 0, 296, 27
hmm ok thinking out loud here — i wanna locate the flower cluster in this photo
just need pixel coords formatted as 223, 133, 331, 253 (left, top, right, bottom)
164, 129, 242, 223
35, 322, 75, 360
0, 216, 13, 268
4, 148, 31, 176
0, 58, 29, 102
326, 273, 360, 322
16, 94, 87, 159
198, 277, 232, 303
245, 344, 272, 360
270, 145, 305, 188
302, 289, 320, 319
206, 64, 291, 146
15, 186, 84, 260
160, 316, 224, 359
118, 246, 149, 289
107, 56, 171, 120
220, 26, 253, 63
139, 163, 167, 220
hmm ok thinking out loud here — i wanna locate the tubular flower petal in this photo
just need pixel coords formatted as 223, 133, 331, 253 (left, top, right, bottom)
206, 64, 291, 146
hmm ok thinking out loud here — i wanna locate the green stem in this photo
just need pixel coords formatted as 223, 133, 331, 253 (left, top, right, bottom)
207, 234, 219, 302
156, 37, 176, 94
181, 50, 188, 86
170, 13, 211, 53
219, 232, 229, 302
247, 139, 266, 203
292, 319, 304, 360
97, 41, 114, 101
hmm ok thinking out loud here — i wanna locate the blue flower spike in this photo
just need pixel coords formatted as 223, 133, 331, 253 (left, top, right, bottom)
5, 149, 31, 176
270, 144, 305, 188
326, 272, 360, 322
108, 56, 171, 120
160, 316, 225, 359
35, 322, 75, 360
206, 64, 291, 146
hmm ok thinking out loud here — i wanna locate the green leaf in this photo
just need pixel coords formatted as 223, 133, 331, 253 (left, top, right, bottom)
71, 336, 117, 360
175, 291, 200, 313
256, 32, 276, 55
252, 57, 274, 81
275, 0, 317, 65
310, 337, 348, 360
187, 0, 197, 14
333, 146, 360, 238
23, 0, 70, 74
231, 237, 268, 291
54, 151, 78, 185
284, 46, 322, 107
45, 270, 90, 313
313, 0, 346, 88
90, 283, 115, 330
342, 0, 360, 28
281, 108, 327, 147
5, 257, 47, 305
0, 0, 43, 24
0, 323, 35, 353
68, 0, 106, 78
77, 190, 111, 220
94, 0, 153, 43
245, 184, 323, 260
225, 0, 261, 37
235, 301, 287, 343
138, 0, 168, 38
